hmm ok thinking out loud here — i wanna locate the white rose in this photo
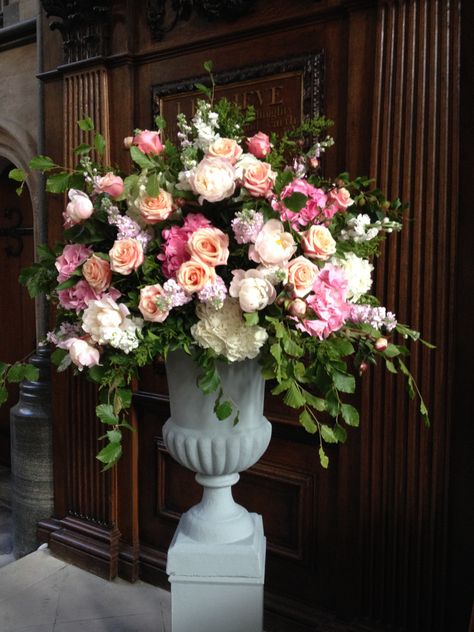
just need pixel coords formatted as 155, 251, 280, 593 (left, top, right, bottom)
82, 296, 142, 352
333, 252, 374, 302
229, 269, 276, 312
191, 298, 268, 362
64, 189, 93, 225
189, 156, 236, 204
249, 219, 297, 267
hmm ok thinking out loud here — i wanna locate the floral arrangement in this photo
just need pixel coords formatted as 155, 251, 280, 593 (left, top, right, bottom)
2, 64, 431, 469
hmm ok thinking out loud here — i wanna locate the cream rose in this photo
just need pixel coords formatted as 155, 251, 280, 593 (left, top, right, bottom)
301, 225, 337, 260
139, 190, 174, 224
207, 138, 243, 164
242, 161, 275, 198
187, 227, 229, 267
189, 156, 236, 204
64, 189, 94, 226
249, 219, 296, 267
229, 269, 276, 312
109, 238, 144, 275
82, 255, 112, 293
65, 338, 100, 370
138, 284, 170, 322
177, 260, 216, 293
287, 256, 319, 297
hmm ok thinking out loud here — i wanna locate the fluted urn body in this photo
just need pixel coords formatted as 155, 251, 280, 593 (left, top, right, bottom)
163, 350, 272, 544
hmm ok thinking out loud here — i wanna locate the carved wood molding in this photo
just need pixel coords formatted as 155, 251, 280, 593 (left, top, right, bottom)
40, 0, 112, 63
146, 0, 257, 41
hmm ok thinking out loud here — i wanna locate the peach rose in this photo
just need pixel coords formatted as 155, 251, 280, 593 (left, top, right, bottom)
94, 172, 124, 198
301, 225, 337, 260
109, 239, 144, 275
287, 256, 319, 297
242, 161, 275, 198
139, 190, 174, 224
327, 187, 354, 211
187, 227, 229, 267
64, 189, 94, 227
82, 254, 112, 292
249, 219, 296, 267
207, 138, 243, 164
138, 284, 170, 322
176, 260, 216, 293
133, 130, 164, 155
247, 132, 271, 159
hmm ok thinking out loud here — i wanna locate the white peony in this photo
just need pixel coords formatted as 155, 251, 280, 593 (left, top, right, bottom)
229, 269, 276, 312
82, 296, 142, 353
64, 338, 100, 371
191, 298, 268, 362
249, 219, 296, 267
333, 252, 374, 302
189, 156, 236, 204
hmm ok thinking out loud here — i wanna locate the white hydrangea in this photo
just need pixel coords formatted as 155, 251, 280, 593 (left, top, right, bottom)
82, 297, 142, 354
191, 298, 268, 362
333, 252, 374, 302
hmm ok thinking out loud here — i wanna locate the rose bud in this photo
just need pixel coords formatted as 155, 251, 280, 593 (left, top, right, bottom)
275, 295, 286, 307
288, 299, 307, 317
123, 136, 134, 149
375, 337, 388, 351
283, 282, 295, 295
359, 362, 369, 376
308, 157, 320, 170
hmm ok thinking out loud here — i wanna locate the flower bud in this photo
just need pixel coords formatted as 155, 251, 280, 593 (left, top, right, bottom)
375, 337, 388, 351
288, 299, 307, 317
283, 282, 295, 295
123, 136, 134, 149
308, 157, 320, 170
359, 362, 368, 376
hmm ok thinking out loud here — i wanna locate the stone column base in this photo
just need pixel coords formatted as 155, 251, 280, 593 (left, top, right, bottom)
167, 513, 266, 632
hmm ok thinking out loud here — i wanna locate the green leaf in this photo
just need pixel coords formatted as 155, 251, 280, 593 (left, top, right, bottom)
283, 381, 305, 409
330, 338, 355, 357
106, 429, 122, 444
270, 342, 281, 365
78, 117, 94, 131
319, 446, 329, 469
302, 390, 327, 411
299, 409, 317, 434
29, 155, 55, 171
243, 312, 259, 326
116, 388, 132, 410
146, 172, 160, 197
281, 192, 308, 213
46, 172, 71, 193
333, 423, 347, 443
130, 145, 156, 169
195, 82, 211, 98
94, 133, 106, 156
214, 399, 233, 421
88, 364, 107, 382
9, 168, 26, 182
23, 364, 39, 382
197, 367, 220, 394
56, 276, 79, 291
0, 388, 8, 406
383, 343, 400, 358
282, 336, 303, 357
271, 379, 291, 396
420, 399, 430, 427
154, 115, 166, 130
7, 363, 37, 383
341, 403, 359, 427
74, 143, 91, 155
385, 359, 398, 374
320, 424, 338, 443
96, 442, 122, 467
96, 403, 119, 425
51, 348, 68, 366
332, 370, 356, 394
203, 60, 213, 73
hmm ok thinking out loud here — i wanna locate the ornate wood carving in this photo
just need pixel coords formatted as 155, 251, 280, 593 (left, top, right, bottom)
146, 0, 257, 42
40, 0, 111, 63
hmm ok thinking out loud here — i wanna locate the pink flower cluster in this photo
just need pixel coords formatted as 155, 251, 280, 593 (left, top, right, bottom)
297, 264, 351, 339
55, 244, 92, 282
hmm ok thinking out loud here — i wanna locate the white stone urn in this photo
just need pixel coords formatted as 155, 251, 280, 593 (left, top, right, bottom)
162, 349, 272, 544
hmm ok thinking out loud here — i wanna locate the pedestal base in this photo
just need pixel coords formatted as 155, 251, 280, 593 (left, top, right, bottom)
167, 513, 266, 632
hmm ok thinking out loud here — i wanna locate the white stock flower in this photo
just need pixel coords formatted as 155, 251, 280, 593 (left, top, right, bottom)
333, 252, 374, 302
191, 298, 268, 362
82, 296, 142, 353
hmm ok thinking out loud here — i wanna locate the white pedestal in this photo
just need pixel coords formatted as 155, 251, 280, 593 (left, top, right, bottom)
167, 514, 266, 632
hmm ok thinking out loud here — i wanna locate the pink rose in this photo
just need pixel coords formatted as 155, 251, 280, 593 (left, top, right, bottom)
242, 161, 275, 198
94, 172, 124, 198
207, 138, 243, 164
57, 280, 99, 312
64, 338, 100, 370
247, 132, 271, 159
55, 244, 92, 282
187, 227, 229, 267
139, 190, 174, 224
63, 189, 94, 227
177, 260, 216, 293
287, 256, 319, 297
133, 130, 164, 155
109, 238, 144, 275
82, 254, 112, 292
189, 156, 236, 203
249, 219, 296, 267
138, 284, 170, 322
301, 225, 336, 260
328, 187, 354, 211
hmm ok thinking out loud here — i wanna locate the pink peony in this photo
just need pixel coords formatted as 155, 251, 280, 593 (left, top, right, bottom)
133, 130, 164, 155
247, 132, 271, 159
55, 244, 92, 282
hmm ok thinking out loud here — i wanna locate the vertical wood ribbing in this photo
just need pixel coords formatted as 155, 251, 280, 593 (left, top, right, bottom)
62, 67, 113, 526
361, 1, 459, 630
